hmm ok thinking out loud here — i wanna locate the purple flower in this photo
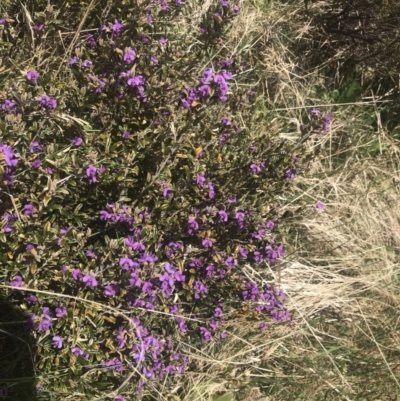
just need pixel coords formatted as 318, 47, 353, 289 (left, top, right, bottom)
174, 270, 185, 282
194, 84, 208, 99
138, 253, 158, 263
68, 56, 78, 65
140, 282, 153, 296
129, 272, 141, 287
316, 201, 325, 210
165, 365, 176, 374
190, 258, 204, 268
115, 395, 125, 401
123, 47, 136, 64
225, 256, 237, 268
0, 144, 18, 166
259, 322, 267, 331
322, 114, 332, 132
250, 163, 261, 174
26, 294, 37, 304
210, 320, 219, 329
188, 217, 199, 234
164, 262, 176, 274
3, 224, 12, 233
29, 141, 43, 153
196, 173, 206, 186
96, 79, 105, 93
159, 272, 174, 286
253, 251, 263, 262
10, 275, 23, 287
126, 239, 146, 252
71, 137, 83, 146
1, 100, 17, 113
71, 346, 84, 357
265, 244, 284, 263
127, 75, 145, 87
175, 317, 187, 332
221, 117, 231, 126
38, 319, 52, 331
285, 168, 295, 180
120, 257, 135, 270
151, 56, 158, 64
4, 213, 15, 221
86, 250, 96, 258
60, 227, 69, 235
112, 19, 123, 36
104, 284, 119, 297
142, 366, 155, 379
87, 34, 97, 47
44, 308, 53, 320
159, 37, 168, 44
219, 132, 230, 145
311, 108, 320, 115
193, 280, 208, 299
252, 227, 266, 240
214, 307, 223, 317
218, 210, 228, 222
205, 265, 216, 278
199, 326, 212, 341
170, 304, 179, 314
52, 336, 63, 349
31, 159, 41, 169
122, 131, 131, 139
221, 0, 229, 6
266, 220, 275, 230
82, 274, 97, 287
23, 203, 35, 215
201, 68, 213, 83
34, 21, 44, 30
239, 247, 248, 258
55, 307, 67, 318
163, 187, 173, 198
72, 269, 82, 280
38, 95, 57, 109
202, 238, 213, 248
86, 165, 97, 184
82, 60, 92, 68
26, 70, 39, 82
233, 5, 240, 12
221, 59, 233, 67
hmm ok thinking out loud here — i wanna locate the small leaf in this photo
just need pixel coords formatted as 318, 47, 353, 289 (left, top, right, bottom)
212, 393, 234, 401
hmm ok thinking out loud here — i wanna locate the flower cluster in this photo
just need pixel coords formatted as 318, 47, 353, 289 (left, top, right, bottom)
1, 99, 16, 113
242, 282, 291, 321
38, 95, 57, 109
182, 67, 233, 108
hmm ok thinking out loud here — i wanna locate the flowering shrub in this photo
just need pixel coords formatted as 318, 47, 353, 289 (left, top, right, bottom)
0, 1, 317, 399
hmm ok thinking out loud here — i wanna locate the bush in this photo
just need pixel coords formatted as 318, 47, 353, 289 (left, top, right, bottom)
0, 1, 320, 399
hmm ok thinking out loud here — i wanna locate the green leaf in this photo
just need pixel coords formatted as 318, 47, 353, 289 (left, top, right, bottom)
339, 81, 362, 103
212, 393, 234, 401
